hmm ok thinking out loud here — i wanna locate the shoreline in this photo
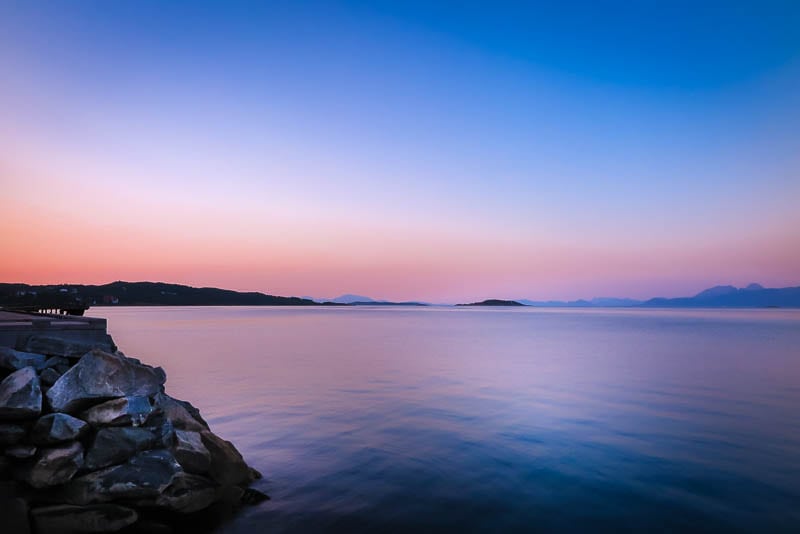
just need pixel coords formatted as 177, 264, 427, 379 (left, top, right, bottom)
0, 312, 267, 533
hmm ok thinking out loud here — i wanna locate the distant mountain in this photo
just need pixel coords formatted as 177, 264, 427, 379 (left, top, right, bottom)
0, 281, 316, 307
457, 299, 525, 307
641, 284, 800, 308
518, 297, 641, 307
328, 294, 378, 304
348, 301, 428, 306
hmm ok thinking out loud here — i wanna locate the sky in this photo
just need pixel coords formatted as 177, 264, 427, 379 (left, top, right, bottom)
1, 1, 799, 303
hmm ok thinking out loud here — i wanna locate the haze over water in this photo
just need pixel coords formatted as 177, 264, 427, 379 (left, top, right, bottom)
92, 306, 800, 532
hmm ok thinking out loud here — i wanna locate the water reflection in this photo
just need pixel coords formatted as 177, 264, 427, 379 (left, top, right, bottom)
92, 306, 800, 532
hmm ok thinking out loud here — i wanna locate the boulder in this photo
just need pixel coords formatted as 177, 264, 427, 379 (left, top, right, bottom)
144, 414, 176, 449
0, 347, 47, 371
46, 350, 166, 413
40, 367, 62, 387
0, 423, 27, 446
5, 443, 37, 459
154, 472, 218, 513
31, 413, 89, 445
26, 441, 84, 488
42, 356, 71, 370
152, 392, 209, 432
0, 367, 42, 420
81, 396, 153, 427
200, 431, 253, 487
22, 335, 115, 359
63, 450, 182, 504
85, 427, 157, 470
31, 504, 137, 533
173, 430, 211, 474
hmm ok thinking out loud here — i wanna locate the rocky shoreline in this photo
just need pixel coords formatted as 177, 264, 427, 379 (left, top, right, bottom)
0, 332, 266, 533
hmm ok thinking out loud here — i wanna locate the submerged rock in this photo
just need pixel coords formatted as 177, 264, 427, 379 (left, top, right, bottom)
85, 427, 157, 470
26, 441, 84, 488
31, 504, 138, 533
0, 367, 42, 420
46, 350, 166, 413
0, 347, 47, 371
81, 396, 153, 427
31, 413, 89, 445
154, 472, 218, 513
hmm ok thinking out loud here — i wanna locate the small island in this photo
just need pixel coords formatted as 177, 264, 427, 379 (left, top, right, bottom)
456, 299, 526, 307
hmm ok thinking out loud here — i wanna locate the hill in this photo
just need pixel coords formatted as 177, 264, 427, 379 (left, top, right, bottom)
0, 281, 316, 307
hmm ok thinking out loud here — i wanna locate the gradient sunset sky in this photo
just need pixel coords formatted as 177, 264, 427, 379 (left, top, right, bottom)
2, 1, 799, 303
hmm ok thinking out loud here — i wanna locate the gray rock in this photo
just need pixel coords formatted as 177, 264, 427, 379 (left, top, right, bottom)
23, 335, 115, 359
40, 367, 62, 387
31, 504, 137, 533
0, 423, 26, 446
5, 443, 37, 459
173, 430, 211, 474
152, 392, 209, 432
145, 414, 176, 449
200, 431, 253, 487
31, 413, 89, 445
26, 441, 84, 488
80, 396, 153, 427
46, 350, 166, 413
0, 367, 42, 420
85, 427, 157, 470
64, 449, 182, 504
43, 356, 71, 370
154, 472, 218, 513
0, 347, 47, 371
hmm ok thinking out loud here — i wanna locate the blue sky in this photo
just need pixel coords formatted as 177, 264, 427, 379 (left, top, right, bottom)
2, 1, 799, 301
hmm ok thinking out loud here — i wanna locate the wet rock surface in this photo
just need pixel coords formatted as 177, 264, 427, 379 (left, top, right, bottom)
46, 350, 166, 413
0, 332, 268, 533
0, 367, 42, 420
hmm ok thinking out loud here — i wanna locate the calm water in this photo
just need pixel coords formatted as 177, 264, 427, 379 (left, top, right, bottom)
91, 306, 800, 532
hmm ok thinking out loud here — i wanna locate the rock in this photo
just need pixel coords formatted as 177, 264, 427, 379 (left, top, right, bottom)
0, 367, 42, 420
23, 335, 115, 359
42, 356, 71, 370
80, 396, 153, 427
63, 450, 181, 504
0, 347, 47, 371
31, 413, 89, 445
0, 498, 31, 534
31, 504, 137, 533
40, 367, 62, 387
173, 430, 211, 474
85, 427, 157, 470
26, 441, 84, 488
154, 472, 218, 513
241, 487, 270, 505
200, 431, 253, 487
46, 350, 166, 413
144, 413, 176, 449
0, 423, 27, 446
152, 393, 209, 432
5, 443, 37, 459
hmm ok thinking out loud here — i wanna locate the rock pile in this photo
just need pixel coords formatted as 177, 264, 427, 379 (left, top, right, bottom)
0, 337, 266, 533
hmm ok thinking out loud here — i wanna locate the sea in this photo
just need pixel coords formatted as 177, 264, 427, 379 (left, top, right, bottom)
91, 306, 800, 532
